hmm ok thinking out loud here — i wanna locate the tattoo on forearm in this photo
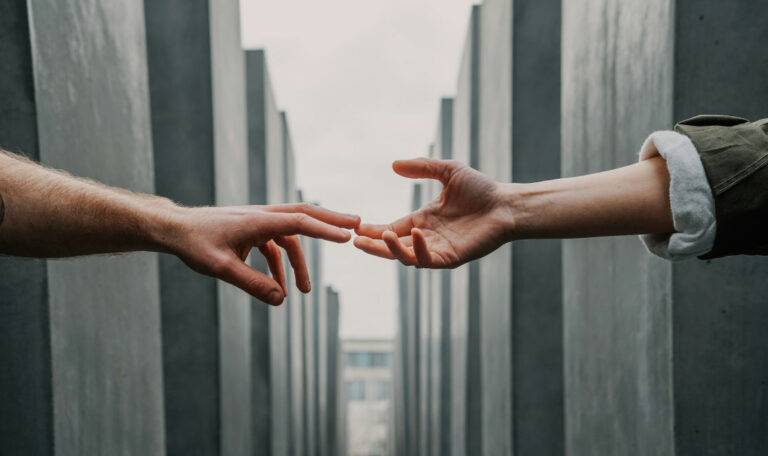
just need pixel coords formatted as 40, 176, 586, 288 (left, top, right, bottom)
0, 192, 4, 227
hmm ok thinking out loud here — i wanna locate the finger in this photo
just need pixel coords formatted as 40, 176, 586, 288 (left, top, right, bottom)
258, 241, 286, 295
266, 213, 352, 243
275, 235, 311, 293
355, 214, 414, 239
383, 230, 417, 266
392, 158, 459, 185
411, 228, 434, 267
217, 258, 285, 306
353, 236, 396, 260
266, 202, 361, 229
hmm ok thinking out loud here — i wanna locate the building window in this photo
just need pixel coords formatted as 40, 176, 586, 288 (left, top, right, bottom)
345, 351, 392, 368
346, 380, 366, 401
372, 380, 390, 400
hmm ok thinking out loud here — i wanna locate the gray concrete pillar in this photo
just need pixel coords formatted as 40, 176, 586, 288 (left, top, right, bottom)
301, 233, 318, 456
310, 231, 325, 456
0, 0, 166, 454
246, 48, 292, 456
317, 266, 330, 456
476, 0, 565, 454
562, 1, 768, 455
324, 287, 342, 456
208, 1, 253, 455
449, 6, 483, 455
408, 184, 423, 456
0, 3, 54, 453
393, 263, 410, 456
283, 117, 306, 456
477, 1, 514, 452
419, 166, 433, 456
143, 1, 223, 453
428, 98, 453, 456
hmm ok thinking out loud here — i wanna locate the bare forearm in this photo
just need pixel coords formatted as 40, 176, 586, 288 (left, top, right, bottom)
0, 151, 175, 257
503, 156, 674, 240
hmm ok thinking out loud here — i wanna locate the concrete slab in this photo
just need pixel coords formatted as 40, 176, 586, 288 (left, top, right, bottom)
510, 1, 564, 453
429, 98, 453, 456
0, 4, 52, 454
477, 1, 514, 453
324, 287, 341, 456
246, 48, 291, 456
143, 1, 221, 453
316, 258, 329, 456
449, 6, 483, 455
478, 1, 566, 454
393, 263, 410, 456
302, 235, 318, 456
283, 116, 305, 456
419, 178, 433, 456
26, 0, 165, 453
563, 1, 768, 454
310, 233, 325, 456
208, 2, 253, 455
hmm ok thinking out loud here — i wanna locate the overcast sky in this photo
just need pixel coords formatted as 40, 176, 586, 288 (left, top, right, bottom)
241, 0, 477, 338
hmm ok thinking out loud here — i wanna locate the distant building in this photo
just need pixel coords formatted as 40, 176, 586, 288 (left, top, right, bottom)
341, 339, 394, 456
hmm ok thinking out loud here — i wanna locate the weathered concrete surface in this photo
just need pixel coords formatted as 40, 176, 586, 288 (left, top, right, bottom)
27, 0, 165, 454
283, 115, 306, 456
309, 233, 325, 456
480, 0, 563, 454
0, 3, 52, 454
210, 2, 253, 455
302, 234, 318, 456
449, 7, 483, 455
562, 0, 768, 455
406, 184, 423, 456
246, 48, 292, 456
429, 99, 453, 456
324, 287, 342, 456
143, 1, 220, 453
562, 1, 675, 453
316, 254, 329, 456
419, 174, 433, 456
671, 2, 768, 454
477, 1, 513, 453
393, 263, 410, 456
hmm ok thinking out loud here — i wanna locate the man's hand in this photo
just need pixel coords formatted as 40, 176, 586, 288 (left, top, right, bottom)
164, 204, 359, 306
0, 150, 360, 305
354, 158, 510, 269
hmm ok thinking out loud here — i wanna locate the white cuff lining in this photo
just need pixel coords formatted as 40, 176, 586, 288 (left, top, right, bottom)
639, 131, 717, 260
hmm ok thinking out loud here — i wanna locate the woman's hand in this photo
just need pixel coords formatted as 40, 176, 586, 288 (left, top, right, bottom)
354, 158, 511, 269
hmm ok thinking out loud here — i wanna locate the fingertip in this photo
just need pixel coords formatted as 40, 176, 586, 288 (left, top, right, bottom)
267, 289, 285, 306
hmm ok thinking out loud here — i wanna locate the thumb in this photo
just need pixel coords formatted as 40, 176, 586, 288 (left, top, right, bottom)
392, 158, 459, 184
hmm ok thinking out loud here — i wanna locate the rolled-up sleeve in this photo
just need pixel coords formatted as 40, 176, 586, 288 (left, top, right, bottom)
674, 115, 768, 258
639, 131, 717, 260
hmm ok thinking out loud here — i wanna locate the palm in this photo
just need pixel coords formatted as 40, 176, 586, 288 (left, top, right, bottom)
355, 158, 506, 268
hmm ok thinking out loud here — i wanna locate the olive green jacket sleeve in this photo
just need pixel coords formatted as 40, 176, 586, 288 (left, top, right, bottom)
675, 115, 768, 259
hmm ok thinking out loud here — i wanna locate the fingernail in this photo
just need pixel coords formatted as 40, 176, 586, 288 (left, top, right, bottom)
267, 290, 283, 306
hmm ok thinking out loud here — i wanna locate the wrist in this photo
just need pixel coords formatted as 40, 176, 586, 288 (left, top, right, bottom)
494, 182, 525, 242
138, 198, 187, 254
